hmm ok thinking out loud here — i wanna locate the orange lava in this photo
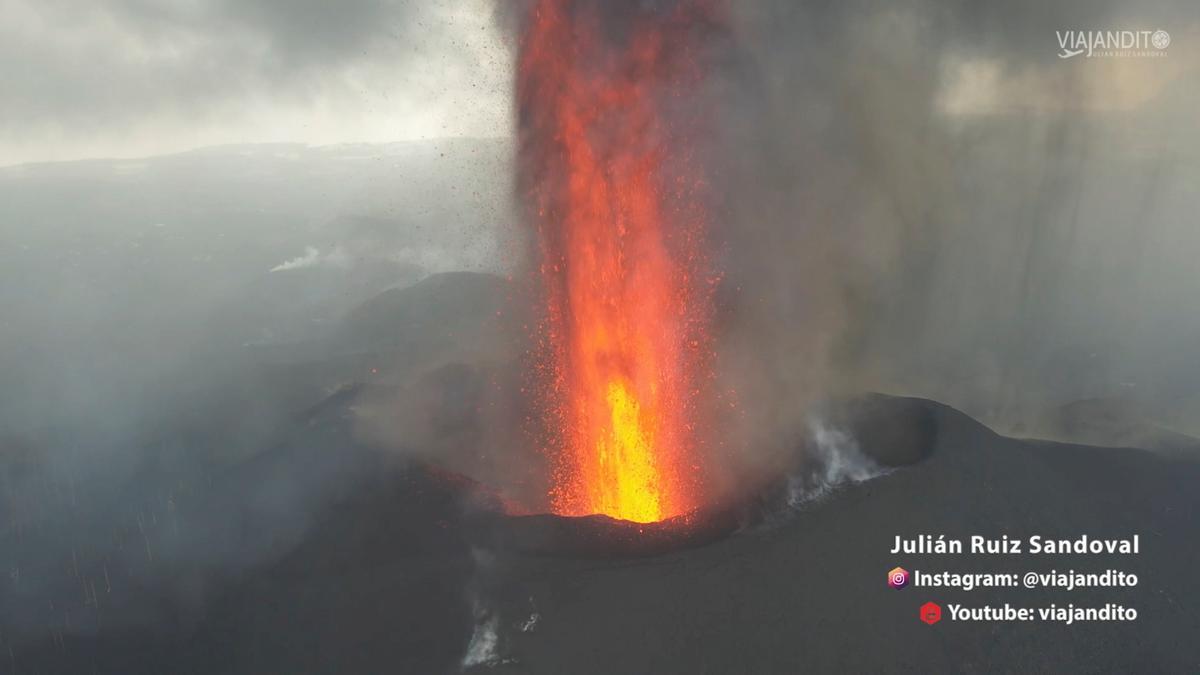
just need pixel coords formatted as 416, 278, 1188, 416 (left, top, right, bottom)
518, 0, 717, 523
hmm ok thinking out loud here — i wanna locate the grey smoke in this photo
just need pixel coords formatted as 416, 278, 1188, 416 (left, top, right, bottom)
491, 0, 1200, 494
703, 0, 1200, 480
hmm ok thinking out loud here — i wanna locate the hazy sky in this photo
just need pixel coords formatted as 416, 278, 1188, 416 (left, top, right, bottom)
0, 0, 513, 166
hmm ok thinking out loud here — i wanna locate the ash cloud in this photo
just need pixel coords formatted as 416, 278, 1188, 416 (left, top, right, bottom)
700, 0, 1200, 482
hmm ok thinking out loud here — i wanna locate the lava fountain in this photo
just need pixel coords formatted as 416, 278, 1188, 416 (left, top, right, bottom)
518, 0, 722, 523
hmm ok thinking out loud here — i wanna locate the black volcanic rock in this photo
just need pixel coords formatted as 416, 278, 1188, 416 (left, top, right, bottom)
470, 509, 746, 560
7, 395, 1200, 674
463, 398, 1200, 674
832, 393, 941, 467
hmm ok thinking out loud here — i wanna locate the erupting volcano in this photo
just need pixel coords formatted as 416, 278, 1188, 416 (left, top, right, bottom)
518, 0, 720, 523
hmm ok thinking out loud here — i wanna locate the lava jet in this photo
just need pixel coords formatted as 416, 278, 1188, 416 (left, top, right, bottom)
517, 0, 725, 526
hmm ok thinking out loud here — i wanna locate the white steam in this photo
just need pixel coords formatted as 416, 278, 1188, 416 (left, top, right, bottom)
787, 419, 887, 507
461, 610, 502, 669
269, 245, 325, 272
269, 242, 480, 275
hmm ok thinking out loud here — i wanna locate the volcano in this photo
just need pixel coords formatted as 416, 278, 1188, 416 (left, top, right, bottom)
8, 390, 1200, 674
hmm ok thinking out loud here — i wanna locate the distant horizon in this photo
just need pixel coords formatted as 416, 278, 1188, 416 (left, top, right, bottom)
0, 135, 516, 171
1, 0, 510, 169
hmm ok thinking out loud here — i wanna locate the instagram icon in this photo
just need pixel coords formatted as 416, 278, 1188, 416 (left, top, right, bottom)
888, 566, 909, 590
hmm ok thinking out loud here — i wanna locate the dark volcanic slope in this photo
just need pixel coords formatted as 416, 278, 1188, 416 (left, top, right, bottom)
470, 401, 1200, 674
8, 396, 1200, 674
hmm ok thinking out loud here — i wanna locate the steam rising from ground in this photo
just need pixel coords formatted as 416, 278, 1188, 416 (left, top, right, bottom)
462, 613, 503, 669
270, 245, 325, 272
787, 420, 886, 508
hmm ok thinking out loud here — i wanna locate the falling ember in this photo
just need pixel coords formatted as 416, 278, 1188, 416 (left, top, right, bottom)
518, 0, 720, 523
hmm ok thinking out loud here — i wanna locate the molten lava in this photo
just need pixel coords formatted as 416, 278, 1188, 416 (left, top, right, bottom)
518, 0, 718, 523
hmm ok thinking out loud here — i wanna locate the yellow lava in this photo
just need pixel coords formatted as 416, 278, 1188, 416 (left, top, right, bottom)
594, 379, 662, 523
